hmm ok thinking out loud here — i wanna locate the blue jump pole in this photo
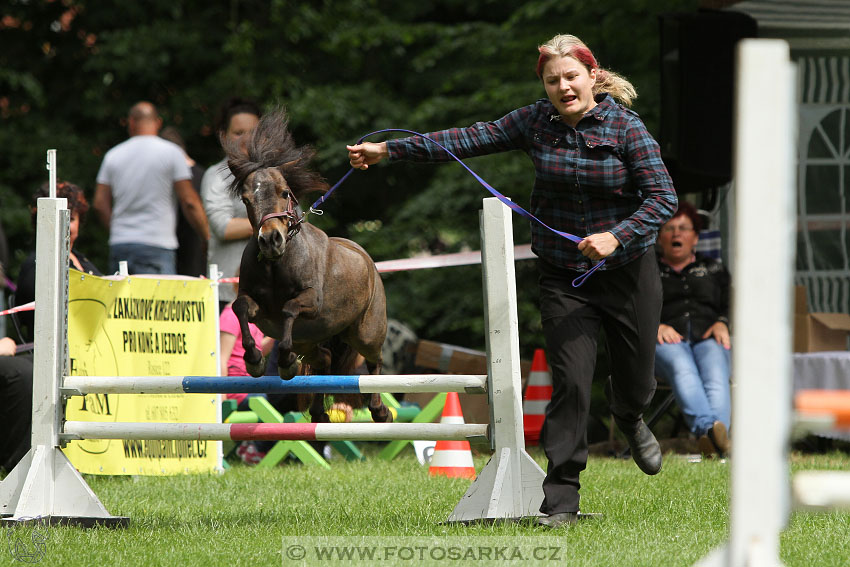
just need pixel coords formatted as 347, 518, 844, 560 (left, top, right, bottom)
61, 374, 488, 395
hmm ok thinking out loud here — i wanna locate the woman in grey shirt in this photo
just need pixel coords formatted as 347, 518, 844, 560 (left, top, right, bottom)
201, 97, 261, 309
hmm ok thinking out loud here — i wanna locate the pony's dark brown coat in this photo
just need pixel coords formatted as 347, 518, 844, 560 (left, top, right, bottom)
225, 108, 390, 423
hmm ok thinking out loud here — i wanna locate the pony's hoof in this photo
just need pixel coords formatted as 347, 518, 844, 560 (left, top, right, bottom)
311, 412, 330, 424
278, 360, 300, 380
245, 361, 266, 378
369, 405, 393, 423
277, 354, 301, 380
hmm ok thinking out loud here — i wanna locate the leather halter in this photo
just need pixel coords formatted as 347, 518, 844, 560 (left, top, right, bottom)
258, 192, 302, 242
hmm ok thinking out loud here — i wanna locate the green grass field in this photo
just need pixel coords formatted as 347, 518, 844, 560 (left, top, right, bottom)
3, 447, 849, 566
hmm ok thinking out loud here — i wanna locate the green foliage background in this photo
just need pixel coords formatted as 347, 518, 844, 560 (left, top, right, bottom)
0, 0, 698, 357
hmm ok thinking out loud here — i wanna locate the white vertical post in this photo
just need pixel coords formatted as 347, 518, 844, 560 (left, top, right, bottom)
209, 263, 221, 379
30, 198, 69, 449
46, 149, 57, 198
697, 39, 796, 567
447, 197, 545, 523
728, 39, 797, 567
481, 199, 524, 453
208, 263, 223, 472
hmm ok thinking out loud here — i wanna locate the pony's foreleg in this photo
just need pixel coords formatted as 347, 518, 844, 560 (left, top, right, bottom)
277, 289, 320, 380
232, 294, 267, 377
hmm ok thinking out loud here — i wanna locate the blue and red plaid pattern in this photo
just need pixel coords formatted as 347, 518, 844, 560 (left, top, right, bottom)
387, 94, 677, 272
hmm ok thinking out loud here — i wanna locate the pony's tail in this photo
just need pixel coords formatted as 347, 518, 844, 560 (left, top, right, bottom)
329, 336, 359, 375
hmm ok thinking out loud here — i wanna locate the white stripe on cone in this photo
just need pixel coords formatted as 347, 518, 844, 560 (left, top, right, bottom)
440, 414, 466, 425
527, 370, 551, 385
429, 449, 475, 468
522, 400, 550, 414
523, 349, 552, 445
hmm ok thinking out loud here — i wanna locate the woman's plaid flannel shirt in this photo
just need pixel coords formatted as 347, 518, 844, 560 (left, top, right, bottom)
386, 94, 678, 273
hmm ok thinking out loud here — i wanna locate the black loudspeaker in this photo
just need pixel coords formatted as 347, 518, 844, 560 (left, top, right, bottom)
659, 10, 757, 194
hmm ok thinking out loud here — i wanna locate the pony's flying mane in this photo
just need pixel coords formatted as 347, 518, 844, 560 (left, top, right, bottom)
225, 107, 329, 199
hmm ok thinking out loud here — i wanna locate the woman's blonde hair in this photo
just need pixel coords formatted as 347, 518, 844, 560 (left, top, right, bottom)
536, 34, 637, 107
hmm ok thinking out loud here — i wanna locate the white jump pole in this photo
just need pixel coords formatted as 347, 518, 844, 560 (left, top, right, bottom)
696, 39, 797, 567
447, 197, 546, 523
62, 422, 489, 442
0, 151, 127, 526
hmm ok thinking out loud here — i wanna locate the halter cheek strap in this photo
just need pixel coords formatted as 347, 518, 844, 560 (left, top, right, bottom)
258, 193, 303, 241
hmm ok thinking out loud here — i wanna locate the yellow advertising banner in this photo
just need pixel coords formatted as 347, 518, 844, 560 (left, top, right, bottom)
62, 269, 221, 475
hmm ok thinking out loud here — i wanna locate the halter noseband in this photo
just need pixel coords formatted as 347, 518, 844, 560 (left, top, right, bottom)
258, 192, 303, 242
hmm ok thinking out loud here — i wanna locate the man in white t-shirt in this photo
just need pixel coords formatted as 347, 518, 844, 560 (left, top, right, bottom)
94, 101, 209, 274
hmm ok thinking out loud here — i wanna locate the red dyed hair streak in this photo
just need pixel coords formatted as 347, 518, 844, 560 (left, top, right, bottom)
536, 45, 598, 78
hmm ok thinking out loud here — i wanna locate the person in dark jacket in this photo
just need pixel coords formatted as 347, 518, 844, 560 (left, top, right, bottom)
655, 201, 731, 457
346, 33, 677, 527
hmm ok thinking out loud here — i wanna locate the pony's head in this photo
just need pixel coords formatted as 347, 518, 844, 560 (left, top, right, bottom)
225, 107, 329, 259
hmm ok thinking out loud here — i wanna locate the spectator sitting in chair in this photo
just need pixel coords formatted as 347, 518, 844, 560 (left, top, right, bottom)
0, 334, 33, 473
655, 201, 731, 458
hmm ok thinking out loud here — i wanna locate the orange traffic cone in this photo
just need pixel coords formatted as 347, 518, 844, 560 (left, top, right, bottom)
523, 348, 552, 446
429, 392, 476, 479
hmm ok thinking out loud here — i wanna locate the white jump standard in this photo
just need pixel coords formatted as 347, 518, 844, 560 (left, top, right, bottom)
0, 176, 128, 527
696, 40, 797, 567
